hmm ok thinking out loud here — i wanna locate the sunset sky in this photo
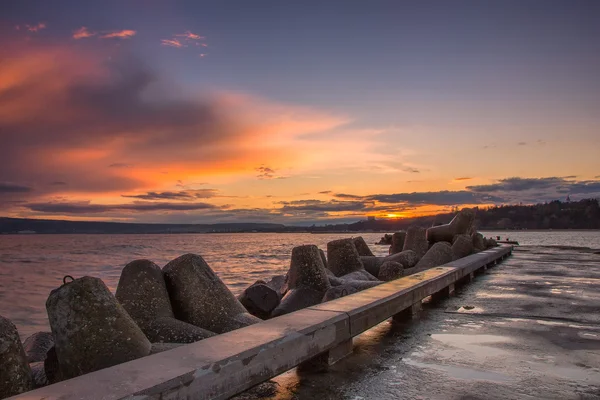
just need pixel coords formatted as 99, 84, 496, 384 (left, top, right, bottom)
1, 0, 599, 224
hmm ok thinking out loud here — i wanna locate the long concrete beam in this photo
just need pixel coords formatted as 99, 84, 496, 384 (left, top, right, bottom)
10, 245, 512, 400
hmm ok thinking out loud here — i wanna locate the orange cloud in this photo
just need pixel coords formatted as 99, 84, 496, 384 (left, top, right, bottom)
73, 27, 96, 39
454, 177, 473, 181
161, 39, 185, 48
175, 31, 205, 40
0, 40, 349, 209
100, 30, 136, 39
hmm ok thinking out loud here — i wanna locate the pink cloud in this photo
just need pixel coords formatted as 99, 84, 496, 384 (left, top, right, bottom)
161, 39, 185, 48
100, 30, 136, 39
174, 31, 204, 41
15, 23, 46, 33
73, 27, 96, 39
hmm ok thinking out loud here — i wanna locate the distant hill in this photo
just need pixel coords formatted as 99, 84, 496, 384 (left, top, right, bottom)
0, 218, 286, 234
1, 199, 598, 234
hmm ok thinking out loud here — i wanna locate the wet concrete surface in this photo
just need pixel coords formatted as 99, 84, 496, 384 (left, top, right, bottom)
234, 246, 600, 400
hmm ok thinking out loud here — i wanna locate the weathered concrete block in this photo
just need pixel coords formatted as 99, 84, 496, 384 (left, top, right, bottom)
115, 259, 214, 343
389, 231, 406, 255
486, 237, 498, 248
327, 238, 364, 277
288, 245, 331, 292
360, 256, 385, 277
238, 282, 281, 319
352, 236, 374, 256
322, 285, 360, 302
319, 249, 328, 270
472, 232, 485, 251
0, 315, 33, 398
265, 274, 288, 298
426, 208, 476, 244
339, 269, 379, 282
452, 234, 474, 260
414, 242, 454, 270
385, 250, 419, 268
326, 268, 345, 286
22, 331, 54, 363
116, 259, 173, 327
453, 208, 476, 234
402, 226, 429, 259
46, 276, 151, 380
163, 254, 261, 334
271, 245, 331, 317
377, 234, 393, 245
272, 287, 325, 316
378, 261, 404, 281
145, 317, 216, 343
29, 361, 49, 388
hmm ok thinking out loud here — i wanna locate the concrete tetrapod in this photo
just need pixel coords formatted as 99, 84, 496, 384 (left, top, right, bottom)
472, 232, 485, 251
46, 276, 151, 380
163, 254, 261, 334
378, 261, 405, 281
238, 282, 281, 319
116, 259, 216, 343
22, 332, 54, 363
426, 208, 476, 244
360, 256, 385, 277
353, 236, 375, 256
389, 231, 406, 255
385, 250, 419, 269
402, 226, 429, 259
339, 270, 379, 282
0, 315, 33, 399
327, 238, 366, 277
271, 245, 331, 317
452, 234, 474, 259
414, 242, 454, 271
322, 280, 382, 301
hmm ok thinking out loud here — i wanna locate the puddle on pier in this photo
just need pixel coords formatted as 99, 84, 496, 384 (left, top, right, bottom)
402, 358, 512, 383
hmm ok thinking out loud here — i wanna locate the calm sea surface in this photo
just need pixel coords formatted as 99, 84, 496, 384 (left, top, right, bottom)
1, 231, 599, 339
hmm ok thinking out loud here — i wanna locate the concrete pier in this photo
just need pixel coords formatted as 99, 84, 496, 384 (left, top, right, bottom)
8, 246, 511, 400
248, 245, 600, 399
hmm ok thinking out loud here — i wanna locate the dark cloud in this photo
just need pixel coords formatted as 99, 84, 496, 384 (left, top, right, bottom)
256, 166, 276, 179
278, 199, 372, 213
318, 190, 332, 194
467, 177, 566, 193
365, 191, 504, 205
333, 193, 363, 199
0, 182, 32, 193
24, 201, 219, 214
454, 177, 473, 181
122, 189, 219, 200
518, 142, 527, 146
565, 181, 600, 194
403, 167, 420, 173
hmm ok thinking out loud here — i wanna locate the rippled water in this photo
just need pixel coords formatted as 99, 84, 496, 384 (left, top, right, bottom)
1, 231, 598, 339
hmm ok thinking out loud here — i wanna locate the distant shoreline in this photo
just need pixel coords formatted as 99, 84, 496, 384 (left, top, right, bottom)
1, 228, 599, 236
